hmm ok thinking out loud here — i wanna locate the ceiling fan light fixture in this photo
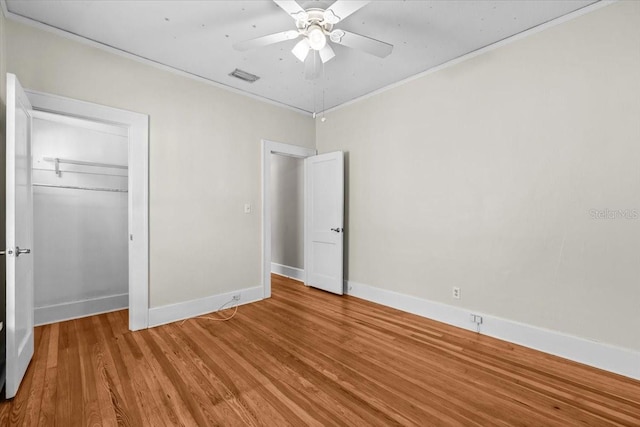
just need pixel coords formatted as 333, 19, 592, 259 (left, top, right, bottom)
330, 29, 345, 43
307, 25, 327, 50
318, 44, 336, 63
292, 38, 311, 62
292, 10, 309, 22
323, 10, 340, 25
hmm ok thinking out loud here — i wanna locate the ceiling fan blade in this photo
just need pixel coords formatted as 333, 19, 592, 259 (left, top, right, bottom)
331, 30, 393, 58
292, 39, 311, 62
323, 0, 370, 24
305, 51, 321, 80
233, 30, 299, 51
273, 0, 307, 20
318, 44, 335, 64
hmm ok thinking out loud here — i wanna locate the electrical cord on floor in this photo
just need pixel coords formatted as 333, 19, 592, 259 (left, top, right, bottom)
180, 298, 239, 326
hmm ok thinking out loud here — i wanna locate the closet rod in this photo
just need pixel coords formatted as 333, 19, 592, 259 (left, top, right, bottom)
33, 183, 128, 193
43, 157, 128, 169
43, 157, 128, 177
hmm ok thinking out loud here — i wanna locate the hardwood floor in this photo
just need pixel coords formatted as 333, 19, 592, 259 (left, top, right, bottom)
1, 274, 639, 426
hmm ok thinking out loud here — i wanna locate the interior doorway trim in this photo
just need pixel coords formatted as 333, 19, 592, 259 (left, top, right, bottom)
261, 139, 315, 298
26, 89, 150, 331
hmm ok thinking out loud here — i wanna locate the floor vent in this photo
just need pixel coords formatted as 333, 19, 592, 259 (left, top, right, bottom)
229, 68, 260, 83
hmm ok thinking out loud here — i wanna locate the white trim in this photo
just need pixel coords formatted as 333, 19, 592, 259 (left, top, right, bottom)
323, 1, 616, 115
26, 89, 150, 331
31, 109, 128, 137
148, 286, 263, 328
261, 140, 316, 299
271, 262, 305, 282
0, 1, 310, 117
346, 279, 640, 381
34, 293, 128, 326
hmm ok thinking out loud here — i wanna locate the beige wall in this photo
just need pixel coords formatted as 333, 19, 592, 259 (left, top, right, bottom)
270, 154, 304, 269
317, 1, 640, 351
4, 19, 315, 308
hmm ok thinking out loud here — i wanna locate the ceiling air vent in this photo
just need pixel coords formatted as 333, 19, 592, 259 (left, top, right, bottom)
229, 68, 260, 83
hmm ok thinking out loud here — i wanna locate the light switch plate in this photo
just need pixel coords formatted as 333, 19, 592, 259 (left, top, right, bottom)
244, 203, 251, 214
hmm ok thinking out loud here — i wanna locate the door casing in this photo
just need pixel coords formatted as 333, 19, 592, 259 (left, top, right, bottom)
24, 89, 150, 331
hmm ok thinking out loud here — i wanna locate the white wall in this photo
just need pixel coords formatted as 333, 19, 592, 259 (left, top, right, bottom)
31, 116, 128, 321
4, 19, 315, 309
316, 1, 640, 352
270, 154, 304, 269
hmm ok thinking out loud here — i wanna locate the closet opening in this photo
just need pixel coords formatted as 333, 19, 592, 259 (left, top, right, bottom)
31, 111, 129, 325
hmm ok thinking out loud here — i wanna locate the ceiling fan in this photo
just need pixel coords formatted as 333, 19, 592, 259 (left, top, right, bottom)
233, 0, 393, 79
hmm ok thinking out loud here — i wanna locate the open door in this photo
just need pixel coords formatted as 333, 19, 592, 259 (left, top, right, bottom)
3, 74, 34, 399
304, 151, 344, 294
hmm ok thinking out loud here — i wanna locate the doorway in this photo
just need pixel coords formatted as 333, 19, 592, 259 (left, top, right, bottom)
270, 153, 305, 282
261, 140, 315, 297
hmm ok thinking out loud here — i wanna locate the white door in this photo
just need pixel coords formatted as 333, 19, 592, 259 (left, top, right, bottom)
304, 151, 344, 294
4, 74, 34, 399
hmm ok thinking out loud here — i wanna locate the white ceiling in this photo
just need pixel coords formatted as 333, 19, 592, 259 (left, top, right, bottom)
5, 0, 598, 114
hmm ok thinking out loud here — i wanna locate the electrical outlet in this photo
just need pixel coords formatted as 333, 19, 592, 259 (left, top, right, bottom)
452, 287, 461, 299
232, 294, 241, 301
470, 314, 483, 324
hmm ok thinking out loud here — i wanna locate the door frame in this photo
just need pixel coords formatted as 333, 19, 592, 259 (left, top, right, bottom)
261, 139, 315, 298
25, 89, 150, 331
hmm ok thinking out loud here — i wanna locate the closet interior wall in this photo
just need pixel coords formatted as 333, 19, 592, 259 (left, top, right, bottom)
31, 112, 128, 325
270, 154, 304, 279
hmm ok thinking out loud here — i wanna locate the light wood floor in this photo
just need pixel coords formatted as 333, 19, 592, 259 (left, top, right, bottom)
1, 274, 639, 426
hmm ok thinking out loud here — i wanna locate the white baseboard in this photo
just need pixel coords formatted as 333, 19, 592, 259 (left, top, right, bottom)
148, 286, 263, 328
35, 293, 128, 326
271, 263, 305, 282
346, 280, 640, 381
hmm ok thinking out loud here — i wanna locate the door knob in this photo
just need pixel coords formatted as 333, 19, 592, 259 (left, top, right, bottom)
15, 246, 31, 257
330, 228, 343, 233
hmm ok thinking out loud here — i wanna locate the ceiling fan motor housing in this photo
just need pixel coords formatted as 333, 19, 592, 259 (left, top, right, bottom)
295, 9, 334, 35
